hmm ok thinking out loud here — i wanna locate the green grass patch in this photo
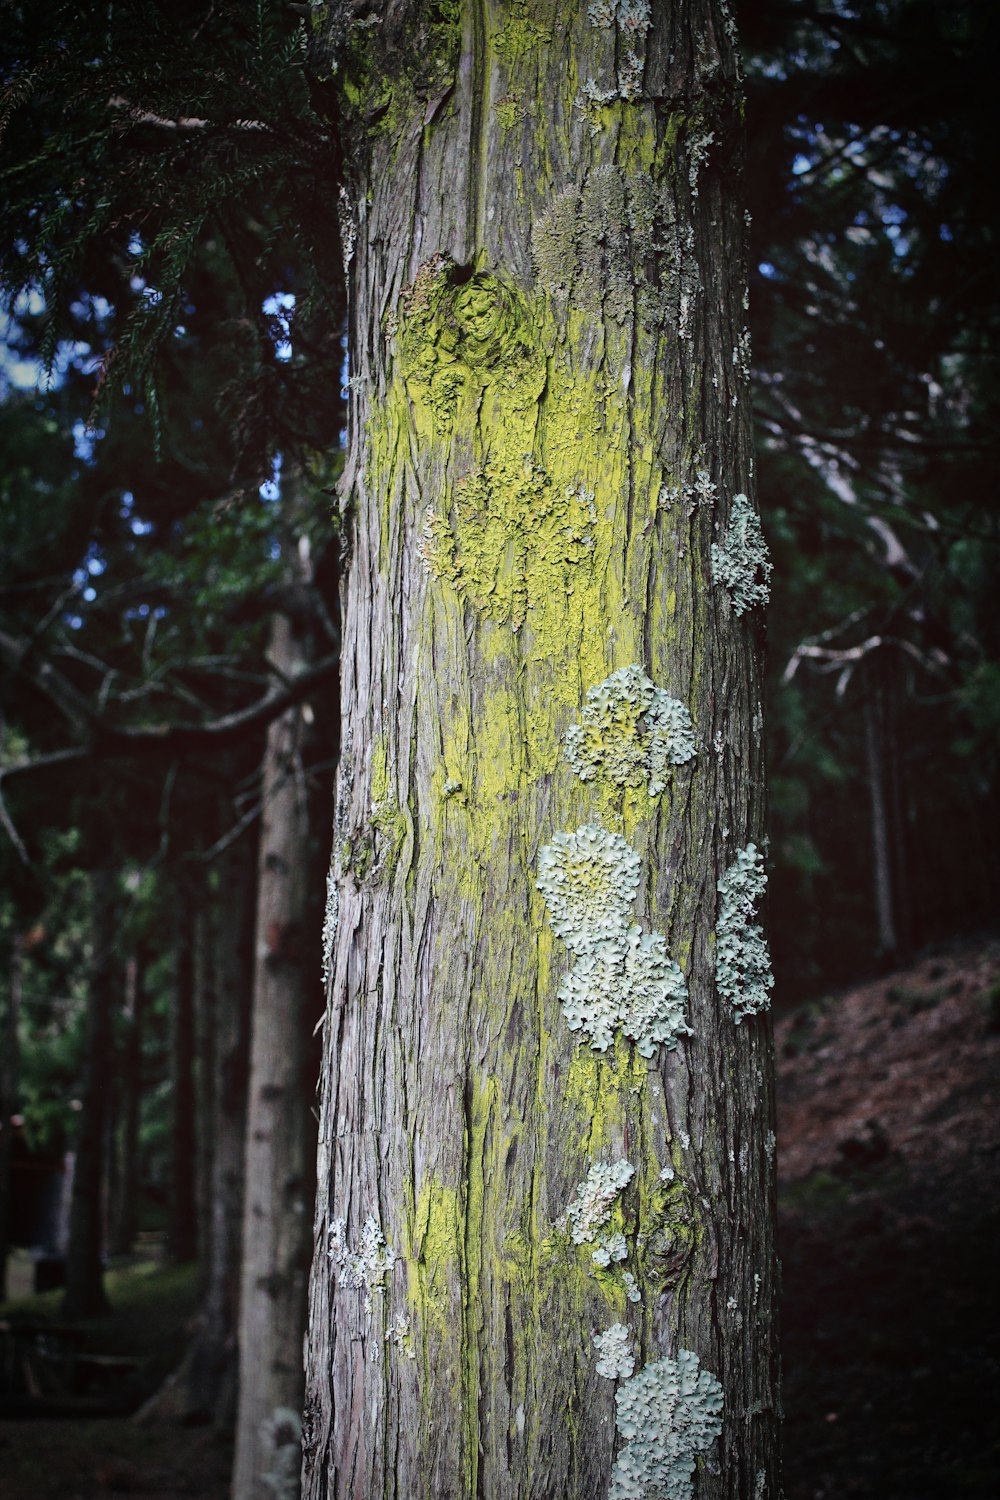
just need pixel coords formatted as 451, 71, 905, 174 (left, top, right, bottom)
1, 1259, 199, 1386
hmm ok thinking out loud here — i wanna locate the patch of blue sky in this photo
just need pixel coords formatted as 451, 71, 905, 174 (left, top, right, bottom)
263, 292, 295, 362
260, 451, 283, 503
119, 491, 155, 536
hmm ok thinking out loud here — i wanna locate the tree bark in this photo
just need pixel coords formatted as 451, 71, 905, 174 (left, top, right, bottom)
0, 932, 23, 1302
196, 897, 218, 1284
136, 827, 255, 1426
63, 865, 116, 1319
111, 951, 144, 1258
170, 869, 200, 1265
232, 490, 325, 1499
304, 4, 778, 1499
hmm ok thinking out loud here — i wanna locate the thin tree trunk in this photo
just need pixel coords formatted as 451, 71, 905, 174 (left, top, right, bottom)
883, 657, 912, 959
196, 898, 218, 1285
863, 674, 898, 959
0, 933, 23, 1302
232, 496, 323, 1499
304, 4, 778, 1498
136, 825, 256, 1426
63, 866, 115, 1319
205, 827, 256, 1427
170, 869, 199, 1264
111, 952, 144, 1258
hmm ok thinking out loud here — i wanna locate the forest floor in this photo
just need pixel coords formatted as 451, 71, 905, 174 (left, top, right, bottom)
1, 935, 998, 1499
777, 933, 1000, 1500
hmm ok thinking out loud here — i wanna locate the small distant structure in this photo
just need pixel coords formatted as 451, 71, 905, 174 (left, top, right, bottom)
9, 1128, 74, 1292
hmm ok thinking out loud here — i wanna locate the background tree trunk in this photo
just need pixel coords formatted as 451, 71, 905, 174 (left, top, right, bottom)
0, 932, 23, 1302
63, 865, 116, 1319
170, 868, 199, 1265
137, 826, 256, 1426
196, 897, 218, 1284
304, 4, 778, 1499
232, 485, 325, 1500
110, 950, 144, 1259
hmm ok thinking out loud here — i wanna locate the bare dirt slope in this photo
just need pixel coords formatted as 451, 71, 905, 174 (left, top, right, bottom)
777, 936, 1000, 1500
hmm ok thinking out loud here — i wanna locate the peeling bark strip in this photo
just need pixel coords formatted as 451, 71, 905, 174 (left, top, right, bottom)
304, 3, 778, 1498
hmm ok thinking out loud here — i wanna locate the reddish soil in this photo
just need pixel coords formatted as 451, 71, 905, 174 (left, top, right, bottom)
776, 936, 1000, 1499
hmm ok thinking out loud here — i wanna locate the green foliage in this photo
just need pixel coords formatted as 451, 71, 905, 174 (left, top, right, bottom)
743, 0, 1000, 993
0, 0, 344, 450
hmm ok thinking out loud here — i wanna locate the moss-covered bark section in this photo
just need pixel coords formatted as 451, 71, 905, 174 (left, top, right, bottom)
304, 3, 777, 1498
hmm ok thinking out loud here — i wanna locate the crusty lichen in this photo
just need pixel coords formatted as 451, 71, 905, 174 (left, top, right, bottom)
564, 1157, 635, 1244
715, 843, 774, 1022
594, 1322, 636, 1381
609, 1349, 724, 1500
420, 456, 598, 630
537, 825, 690, 1056
397, 262, 546, 435
329, 1215, 398, 1316
563, 665, 696, 795
531, 167, 701, 334
710, 493, 772, 616
586, 0, 651, 103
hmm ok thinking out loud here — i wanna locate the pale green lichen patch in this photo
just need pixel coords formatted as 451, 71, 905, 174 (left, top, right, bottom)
531, 168, 700, 334
586, 0, 651, 103
537, 825, 691, 1056
321, 865, 338, 986
329, 1215, 398, 1317
710, 493, 772, 616
564, 665, 696, 795
591, 1229, 628, 1267
610, 1349, 724, 1500
563, 1157, 635, 1244
715, 843, 774, 1022
420, 455, 598, 630
538, 825, 640, 950
594, 1322, 636, 1380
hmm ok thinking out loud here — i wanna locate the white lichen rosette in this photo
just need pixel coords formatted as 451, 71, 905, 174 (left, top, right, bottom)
563, 665, 696, 796
710, 493, 772, 616
610, 1349, 724, 1500
715, 843, 774, 1022
537, 825, 690, 1056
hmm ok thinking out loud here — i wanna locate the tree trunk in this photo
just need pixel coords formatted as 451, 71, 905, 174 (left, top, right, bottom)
232, 499, 324, 1499
170, 868, 199, 1264
63, 865, 116, 1319
136, 827, 255, 1426
0, 932, 23, 1302
111, 951, 144, 1258
304, 5, 778, 1500
863, 666, 898, 961
196, 897, 218, 1284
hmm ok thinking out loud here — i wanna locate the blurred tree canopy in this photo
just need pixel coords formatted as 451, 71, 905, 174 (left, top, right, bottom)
741, 0, 1000, 994
0, 0, 997, 1168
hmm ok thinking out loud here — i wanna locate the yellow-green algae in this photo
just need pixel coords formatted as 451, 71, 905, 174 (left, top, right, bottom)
365, 733, 408, 883
492, 2, 553, 67
494, 96, 525, 130
369, 254, 690, 889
